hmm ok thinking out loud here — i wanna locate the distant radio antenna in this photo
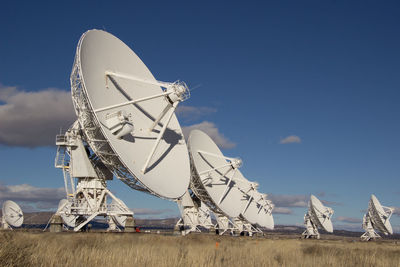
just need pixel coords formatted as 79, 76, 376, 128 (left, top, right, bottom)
187, 129, 274, 236
361, 194, 393, 241
302, 195, 334, 239
1, 200, 24, 230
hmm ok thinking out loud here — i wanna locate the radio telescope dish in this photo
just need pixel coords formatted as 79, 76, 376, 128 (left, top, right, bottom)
2, 201, 24, 229
361, 194, 393, 241
70, 29, 190, 199
188, 129, 274, 231
188, 129, 248, 218
57, 199, 76, 228
302, 195, 333, 239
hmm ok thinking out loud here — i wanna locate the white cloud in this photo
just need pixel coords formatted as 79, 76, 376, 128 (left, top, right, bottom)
182, 121, 236, 149
0, 85, 75, 147
273, 207, 293, 214
269, 194, 308, 208
176, 105, 217, 122
279, 135, 302, 144
132, 208, 173, 216
0, 183, 65, 211
336, 216, 362, 224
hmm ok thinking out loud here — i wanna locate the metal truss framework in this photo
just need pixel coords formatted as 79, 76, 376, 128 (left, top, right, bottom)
54, 122, 133, 232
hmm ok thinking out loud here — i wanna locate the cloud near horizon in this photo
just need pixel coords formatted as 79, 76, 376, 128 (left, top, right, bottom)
279, 135, 302, 144
0, 85, 75, 147
336, 216, 362, 224
0, 183, 65, 212
182, 121, 236, 149
269, 194, 309, 208
132, 208, 174, 216
273, 207, 293, 214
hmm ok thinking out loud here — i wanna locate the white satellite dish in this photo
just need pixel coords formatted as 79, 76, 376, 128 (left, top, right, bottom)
361, 194, 393, 241
57, 199, 76, 228
1, 200, 24, 229
188, 129, 274, 234
71, 29, 190, 199
302, 195, 333, 239
53, 29, 190, 231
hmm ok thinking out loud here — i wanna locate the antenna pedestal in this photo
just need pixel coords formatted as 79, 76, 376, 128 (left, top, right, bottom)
215, 214, 237, 236
49, 215, 63, 233
176, 190, 213, 235
302, 213, 320, 239
54, 123, 133, 232
361, 214, 381, 241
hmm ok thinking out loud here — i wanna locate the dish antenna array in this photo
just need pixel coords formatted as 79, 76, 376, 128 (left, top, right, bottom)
1, 201, 23, 230
54, 29, 191, 231
187, 130, 274, 235
302, 195, 334, 239
361, 194, 393, 241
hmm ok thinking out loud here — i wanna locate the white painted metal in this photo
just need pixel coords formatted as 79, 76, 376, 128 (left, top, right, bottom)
302, 195, 334, 239
57, 199, 76, 228
215, 214, 238, 235
233, 217, 262, 236
55, 121, 133, 231
361, 194, 393, 241
188, 129, 274, 230
240, 183, 274, 229
176, 190, 213, 235
71, 29, 190, 199
110, 198, 129, 228
1, 200, 23, 229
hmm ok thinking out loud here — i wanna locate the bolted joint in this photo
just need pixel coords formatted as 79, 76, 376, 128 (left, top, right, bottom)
230, 158, 242, 169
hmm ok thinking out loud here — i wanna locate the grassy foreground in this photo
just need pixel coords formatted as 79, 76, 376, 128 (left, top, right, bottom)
0, 231, 399, 267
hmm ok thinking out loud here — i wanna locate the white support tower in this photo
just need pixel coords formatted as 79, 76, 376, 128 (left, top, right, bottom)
175, 190, 213, 235
54, 121, 133, 231
233, 217, 262, 236
215, 214, 239, 235
360, 214, 381, 241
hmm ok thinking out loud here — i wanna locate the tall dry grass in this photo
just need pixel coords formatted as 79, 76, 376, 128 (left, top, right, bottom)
0, 231, 399, 267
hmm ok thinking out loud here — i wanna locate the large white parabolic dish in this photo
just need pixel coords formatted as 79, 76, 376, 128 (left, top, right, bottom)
71, 30, 190, 199
369, 194, 393, 235
2, 200, 24, 227
309, 195, 333, 233
188, 129, 246, 218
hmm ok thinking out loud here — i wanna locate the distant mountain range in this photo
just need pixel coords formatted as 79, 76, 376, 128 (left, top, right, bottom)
2, 211, 399, 239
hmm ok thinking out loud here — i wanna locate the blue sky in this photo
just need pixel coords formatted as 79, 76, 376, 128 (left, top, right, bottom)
0, 1, 399, 231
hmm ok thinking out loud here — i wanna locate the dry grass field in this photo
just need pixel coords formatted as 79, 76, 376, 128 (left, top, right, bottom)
1, 231, 399, 267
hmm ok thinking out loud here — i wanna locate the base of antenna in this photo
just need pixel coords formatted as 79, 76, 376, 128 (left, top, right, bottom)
360, 231, 381, 241
50, 215, 63, 233
124, 216, 136, 232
